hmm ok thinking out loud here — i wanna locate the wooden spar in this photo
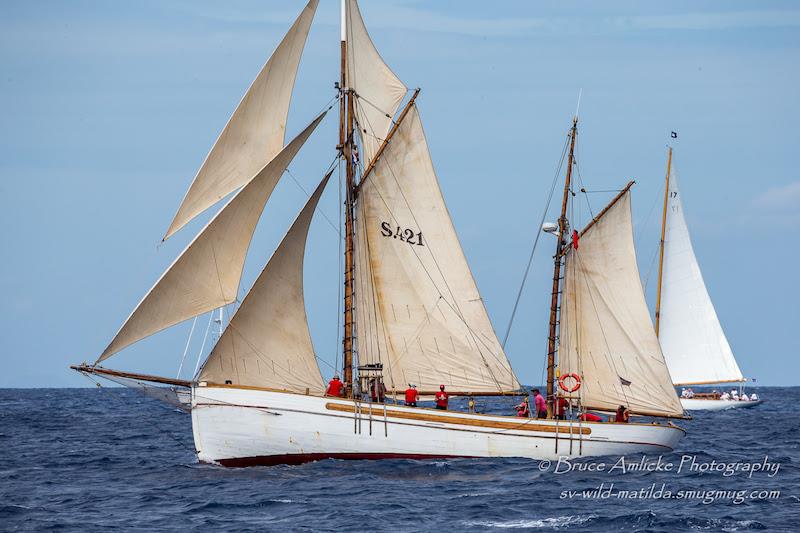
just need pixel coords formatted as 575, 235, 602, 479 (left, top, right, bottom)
545, 118, 578, 417
580, 402, 692, 420
673, 378, 747, 386
352, 88, 421, 197
572, 180, 636, 240
70, 364, 191, 388
341, 35, 356, 396
654, 147, 672, 337
385, 390, 525, 397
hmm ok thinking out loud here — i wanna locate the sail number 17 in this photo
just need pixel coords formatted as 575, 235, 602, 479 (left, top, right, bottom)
380, 222, 425, 246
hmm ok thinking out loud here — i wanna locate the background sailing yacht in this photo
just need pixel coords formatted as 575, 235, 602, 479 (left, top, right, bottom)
654, 147, 762, 411
72, 0, 687, 465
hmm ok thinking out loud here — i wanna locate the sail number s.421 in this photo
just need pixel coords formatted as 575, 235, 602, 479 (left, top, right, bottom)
380, 222, 425, 246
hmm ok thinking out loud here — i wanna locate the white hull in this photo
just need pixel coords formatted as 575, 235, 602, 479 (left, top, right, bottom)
191, 385, 685, 466
680, 398, 762, 411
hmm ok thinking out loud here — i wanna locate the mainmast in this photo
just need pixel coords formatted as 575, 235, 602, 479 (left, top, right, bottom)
340, 0, 356, 396
546, 117, 578, 416
654, 147, 672, 337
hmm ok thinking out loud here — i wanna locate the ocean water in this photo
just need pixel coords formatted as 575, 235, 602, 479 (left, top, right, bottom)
1, 387, 798, 532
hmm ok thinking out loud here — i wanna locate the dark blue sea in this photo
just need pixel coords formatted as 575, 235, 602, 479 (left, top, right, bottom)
1, 387, 798, 532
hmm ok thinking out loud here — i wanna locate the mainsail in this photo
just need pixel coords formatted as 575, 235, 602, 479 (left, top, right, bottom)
659, 168, 744, 385
344, 0, 407, 163
559, 190, 684, 417
354, 105, 520, 394
98, 114, 325, 361
164, 0, 319, 240
198, 174, 330, 392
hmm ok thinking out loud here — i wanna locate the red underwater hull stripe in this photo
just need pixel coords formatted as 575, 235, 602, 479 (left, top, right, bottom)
215, 452, 476, 467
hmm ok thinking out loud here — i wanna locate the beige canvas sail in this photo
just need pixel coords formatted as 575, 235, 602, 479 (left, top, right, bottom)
199, 174, 330, 392
98, 114, 325, 362
354, 105, 520, 394
559, 191, 684, 417
164, 0, 319, 240
344, 0, 407, 163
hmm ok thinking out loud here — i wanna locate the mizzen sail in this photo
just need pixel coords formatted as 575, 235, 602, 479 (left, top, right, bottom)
98, 114, 325, 362
659, 168, 744, 385
559, 190, 684, 417
344, 0, 407, 163
164, 0, 319, 240
198, 173, 330, 392
354, 105, 520, 394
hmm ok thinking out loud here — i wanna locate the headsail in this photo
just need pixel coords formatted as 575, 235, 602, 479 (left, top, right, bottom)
659, 168, 744, 385
198, 173, 331, 392
164, 0, 319, 240
344, 0, 407, 163
354, 105, 520, 394
559, 190, 684, 417
98, 114, 325, 362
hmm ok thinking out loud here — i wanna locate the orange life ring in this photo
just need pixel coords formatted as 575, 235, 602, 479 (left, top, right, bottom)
558, 373, 581, 393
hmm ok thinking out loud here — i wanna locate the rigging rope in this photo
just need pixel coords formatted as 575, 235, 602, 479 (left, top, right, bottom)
501, 130, 571, 348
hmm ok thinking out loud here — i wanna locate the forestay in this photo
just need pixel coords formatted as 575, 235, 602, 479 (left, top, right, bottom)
354, 105, 520, 394
559, 191, 684, 417
98, 114, 325, 361
164, 0, 319, 240
659, 168, 744, 385
198, 174, 330, 393
344, 0, 407, 163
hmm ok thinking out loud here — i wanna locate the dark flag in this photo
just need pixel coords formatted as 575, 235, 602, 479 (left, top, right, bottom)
670, 131, 678, 139
619, 376, 632, 386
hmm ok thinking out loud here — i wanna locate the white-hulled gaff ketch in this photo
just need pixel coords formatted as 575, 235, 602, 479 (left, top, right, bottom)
654, 148, 762, 411
73, 0, 687, 466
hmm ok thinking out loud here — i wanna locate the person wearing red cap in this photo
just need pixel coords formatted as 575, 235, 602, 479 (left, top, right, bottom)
435, 384, 449, 410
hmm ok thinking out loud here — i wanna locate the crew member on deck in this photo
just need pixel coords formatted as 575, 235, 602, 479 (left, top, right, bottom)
579, 411, 603, 422
435, 385, 449, 410
514, 397, 530, 417
532, 389, 547, 418
405, 384, 419, 407
615, 405, 630, 423
326, 375, 344, 397
555, 395, 569, 420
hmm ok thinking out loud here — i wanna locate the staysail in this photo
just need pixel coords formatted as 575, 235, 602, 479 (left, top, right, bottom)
98, 114, 325, 361
659, 169, 744, 385
559, 190, 684, 417
163, 0, 319, 240
344, 0, 407, 163
354, 105, 520, 394
198, 174, 330, 392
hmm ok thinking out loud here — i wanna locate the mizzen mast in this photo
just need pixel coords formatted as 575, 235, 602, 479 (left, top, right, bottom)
340, 0, 356, 396
546, 117, 578, 416
654, 146, 672, 337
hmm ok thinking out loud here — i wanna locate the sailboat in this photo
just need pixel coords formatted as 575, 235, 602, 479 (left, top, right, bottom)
72, 0, 686, 466
654, 147, 762, 411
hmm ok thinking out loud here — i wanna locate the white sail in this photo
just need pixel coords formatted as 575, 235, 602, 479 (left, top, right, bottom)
559, 191, 684, 418
354, 105, 520, 394
98, 114, 325, 361
164, 0, 319, 240
198, 174, 330, 393
344, 0, 407, 163
659, 168, 744, 385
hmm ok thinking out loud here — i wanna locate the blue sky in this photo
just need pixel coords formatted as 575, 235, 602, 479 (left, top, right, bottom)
1, 0, 798, 387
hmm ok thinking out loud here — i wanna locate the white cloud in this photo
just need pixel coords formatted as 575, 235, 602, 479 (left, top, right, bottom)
752, 182, 800, 211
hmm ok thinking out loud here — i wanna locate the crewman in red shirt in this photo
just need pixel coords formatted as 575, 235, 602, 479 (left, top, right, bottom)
404, 384, 419, 407
579, 412, 603, 422
615, 405, 630, 423
435, 384, 449, 410
326, 375, 344, 397
555, 395, 569, 420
